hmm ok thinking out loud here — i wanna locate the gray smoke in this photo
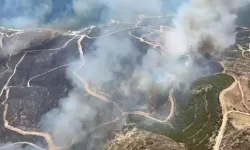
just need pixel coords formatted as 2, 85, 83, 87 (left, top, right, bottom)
165, 0, 250, 57
40, 89, 97, 147
77, 36, 139, 84
0, 29, 62, 57
39, 32, 179, 150
0, 0, 174, 29
51, 0, 163, 28
39, 31, 142, 148
0, 0, 52, 29
102, 0, 162, 22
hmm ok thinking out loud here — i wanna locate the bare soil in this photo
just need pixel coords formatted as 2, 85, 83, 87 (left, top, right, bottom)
224, 84, 249, 112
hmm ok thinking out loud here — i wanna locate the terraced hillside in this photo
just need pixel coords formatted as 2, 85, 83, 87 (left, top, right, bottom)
127, 74, 234, 150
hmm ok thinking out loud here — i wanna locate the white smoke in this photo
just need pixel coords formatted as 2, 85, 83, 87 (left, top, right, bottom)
0, 0, 52, 29
102, 0, 163, 22
38, 32, 140, 148
40, 89, 97, 147
73, 0, 101, 18
165, 0, 250, 56
0, 0, 167, 29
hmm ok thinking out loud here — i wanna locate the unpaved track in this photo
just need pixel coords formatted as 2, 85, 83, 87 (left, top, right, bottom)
166, 87, 175, 121
73, 15, 176, 124
0, 53, 57, 150
0, 28, 92, 150
214, 72, 250, 150
0, 15, 174, 150
213, 73, 237, 150
4, 104, 57, 150
237, 78, 250, 111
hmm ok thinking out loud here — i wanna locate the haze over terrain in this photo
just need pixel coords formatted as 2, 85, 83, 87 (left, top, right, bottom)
0, 0, 250, 150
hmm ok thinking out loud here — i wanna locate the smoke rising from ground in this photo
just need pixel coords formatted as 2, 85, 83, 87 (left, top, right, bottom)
77, 35, 139, 84
165, 0, 250, 56
39, 31, 153, 148
40, 89, 97, 147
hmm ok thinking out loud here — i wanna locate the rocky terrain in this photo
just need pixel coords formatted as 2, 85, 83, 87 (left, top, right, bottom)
104, 128, 187, 150
221, 127, 250, 150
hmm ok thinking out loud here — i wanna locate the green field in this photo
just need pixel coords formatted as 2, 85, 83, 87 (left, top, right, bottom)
127, 74, 234, 150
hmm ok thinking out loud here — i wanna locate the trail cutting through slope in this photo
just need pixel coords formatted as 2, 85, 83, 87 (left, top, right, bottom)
0, 15, 175, 150
0, 53, 58, 150
213, 73, 237, 150
214, 69, 250, 150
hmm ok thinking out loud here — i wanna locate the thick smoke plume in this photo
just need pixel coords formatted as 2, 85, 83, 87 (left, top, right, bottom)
165, 0, 250, 57
39, 32, 165, 149
37, 0, 166, 148
40, 89, 97, 147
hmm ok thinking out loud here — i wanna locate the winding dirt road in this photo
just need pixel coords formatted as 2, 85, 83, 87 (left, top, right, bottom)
0, 15, 174, 150
0, 28, 86, 150
213, 73, 237, 150
74, 73, 176, 123
237, 78, 250, 111
214, 70, 250, 150
0, 52, 58, 150
166, 87, 175, 121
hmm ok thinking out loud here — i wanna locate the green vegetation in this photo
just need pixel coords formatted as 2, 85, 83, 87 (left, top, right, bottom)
248, 80, 250, 90
127, 74, 234, 150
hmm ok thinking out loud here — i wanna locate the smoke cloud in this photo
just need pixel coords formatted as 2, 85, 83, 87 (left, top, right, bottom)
0, 0, 179, 29
165, 0, 250, 56
39, 31, 143, 148
40, 89, 97, 147
77, 35, 140, 84
0, 0, 52, 28
102, 0, 162, 22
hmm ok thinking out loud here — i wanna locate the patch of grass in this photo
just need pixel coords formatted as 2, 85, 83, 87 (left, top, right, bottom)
127, 74, 234, 150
